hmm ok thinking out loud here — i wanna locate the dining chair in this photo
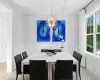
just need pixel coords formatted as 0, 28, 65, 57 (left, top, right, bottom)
41, 49, 49, 52
22, 51, 28, 59
29, 60, 48, 80
22, 51, 30, 78
55, 60, 73, 80
73, 51, 82, 80
73, 51, 78, 79
41, 49, 62, 52
73, 51, 78, 59
77, 53, 82, 80
14, 54, 30, 80
14, 54, 23, 80
53, 49, 62, 52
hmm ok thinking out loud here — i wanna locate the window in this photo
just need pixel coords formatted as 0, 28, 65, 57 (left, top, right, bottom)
86, 9, 100, 56
86, 15, 93, 53
96, 11, 100, 56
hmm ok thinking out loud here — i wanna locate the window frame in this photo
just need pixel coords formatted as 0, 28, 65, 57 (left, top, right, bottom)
85, 8, 100, 56
95, 10, 100, 56
86, 14, 94, 54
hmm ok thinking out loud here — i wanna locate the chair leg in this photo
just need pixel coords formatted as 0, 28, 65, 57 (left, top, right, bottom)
79, 66, 81, 80
16, 74, 18, 80
76, 65, 77, 80
79, 72, 81, 80
76, 72, 77, 80
23, 73, 24, 80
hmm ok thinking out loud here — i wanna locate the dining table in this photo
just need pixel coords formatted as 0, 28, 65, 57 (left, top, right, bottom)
21, 52, 78, 80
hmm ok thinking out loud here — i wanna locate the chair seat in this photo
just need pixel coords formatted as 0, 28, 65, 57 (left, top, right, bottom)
73, 64, 77, 71
23, 65, 30, 74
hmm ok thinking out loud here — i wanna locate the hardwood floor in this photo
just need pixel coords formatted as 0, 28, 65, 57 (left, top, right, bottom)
0, 63, 100, 80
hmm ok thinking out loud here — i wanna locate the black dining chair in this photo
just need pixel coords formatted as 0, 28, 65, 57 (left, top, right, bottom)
73, 51, 78, 79
53, 49, 62, 52
22, 51, 30, 78
73, 51, 78, 59
73, 51, 82, 80
29, 60, 48, 80
41, 49, 49, 52
41, 49, 62, 52
77, 53, 82, 80
23, 64, 30, 77
55, 60, 73, 80
22, 51, 28, 59
14, 54, 23, 80
14, 54, 29, 80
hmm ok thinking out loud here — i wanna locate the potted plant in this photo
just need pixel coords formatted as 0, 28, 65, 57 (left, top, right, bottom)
87, 44, 93, 53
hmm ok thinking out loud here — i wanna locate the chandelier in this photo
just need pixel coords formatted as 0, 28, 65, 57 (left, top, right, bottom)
47, 0, 56, 28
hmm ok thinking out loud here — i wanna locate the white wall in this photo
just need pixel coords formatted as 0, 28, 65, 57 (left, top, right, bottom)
12, 11, 24, 71
23, 13, 79, 55
79, 10, 86, 67
79, 0, 100, 79
67, 14, 79, 54
0, 0, 25, 72
86, 54, 100, 79
86, 0, 100, 79
79, 10, 85, 54
6, 10, 12, 72
0, 0, 79, 72
0, 12, 7, 63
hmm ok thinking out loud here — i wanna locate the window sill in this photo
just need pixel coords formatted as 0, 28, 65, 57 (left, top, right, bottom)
85, 51, 100, 60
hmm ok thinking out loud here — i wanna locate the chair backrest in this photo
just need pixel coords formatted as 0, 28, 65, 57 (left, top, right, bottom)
22, 51, 28, 59
41, 49, 61, 52
14, 54, 23, 74
55, 60, 73, 80
53, 49, 62, 52
41, 49, 49, 52
14, 54, 23, 64
29, 60, 48, 80
77, 53, 82, 63
73, 51, 78, 60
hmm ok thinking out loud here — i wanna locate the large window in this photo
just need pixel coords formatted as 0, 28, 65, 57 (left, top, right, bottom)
86, 10, 100, 56
96, 11, 100, 56
86, 15, 93, 53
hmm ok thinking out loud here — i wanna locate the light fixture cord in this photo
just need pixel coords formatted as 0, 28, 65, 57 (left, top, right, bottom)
51, 0, 52, 17
64, 0, 66, 4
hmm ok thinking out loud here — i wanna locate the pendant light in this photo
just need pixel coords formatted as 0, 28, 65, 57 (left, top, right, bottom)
47, 0, 56, 28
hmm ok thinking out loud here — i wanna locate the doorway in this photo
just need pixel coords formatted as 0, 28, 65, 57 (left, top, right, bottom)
0, 3, 12, 73
0, 4, 7, 64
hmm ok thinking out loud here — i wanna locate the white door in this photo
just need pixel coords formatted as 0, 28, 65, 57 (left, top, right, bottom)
0, 16, 6, 63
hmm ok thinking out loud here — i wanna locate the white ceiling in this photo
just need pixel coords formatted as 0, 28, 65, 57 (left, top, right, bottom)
0, 4, 8, 12
12, 0, 92, 14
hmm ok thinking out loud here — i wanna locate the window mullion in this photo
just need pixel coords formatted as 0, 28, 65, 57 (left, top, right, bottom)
93, 13, 96, 55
